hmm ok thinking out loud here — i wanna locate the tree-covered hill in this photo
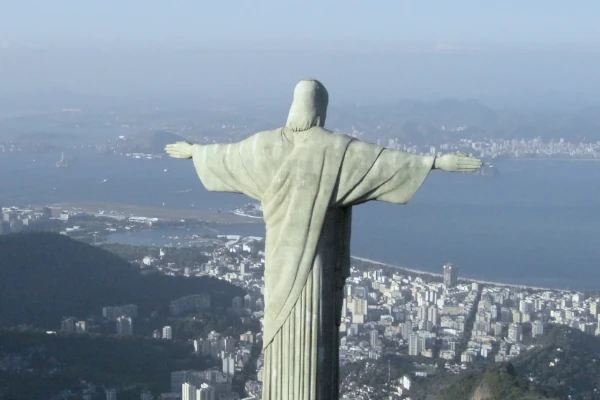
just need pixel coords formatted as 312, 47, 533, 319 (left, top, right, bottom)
439, 363, 556, 400
0, 232, 243, 328
513, 324, 600, 399
0, 329, 214, 400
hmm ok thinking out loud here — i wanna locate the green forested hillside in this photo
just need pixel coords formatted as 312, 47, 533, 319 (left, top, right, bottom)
0, 232, 243, 328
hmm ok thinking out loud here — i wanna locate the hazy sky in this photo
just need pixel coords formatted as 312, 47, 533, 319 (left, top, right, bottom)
2, 0, 599, 46
1, 1, 599, 106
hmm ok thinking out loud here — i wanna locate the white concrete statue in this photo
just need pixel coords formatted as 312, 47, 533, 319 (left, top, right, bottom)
166, 79, 482, 399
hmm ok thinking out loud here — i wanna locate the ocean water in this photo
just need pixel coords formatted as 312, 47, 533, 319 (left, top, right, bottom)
2, 149, 600, 290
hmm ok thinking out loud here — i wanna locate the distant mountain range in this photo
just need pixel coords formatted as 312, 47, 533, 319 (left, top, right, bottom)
327, 100, 600, 144
2, 93, 600, 147
0, 232, 243, 328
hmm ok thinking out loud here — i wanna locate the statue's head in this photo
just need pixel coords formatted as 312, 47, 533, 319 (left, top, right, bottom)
285, 79, 329, 132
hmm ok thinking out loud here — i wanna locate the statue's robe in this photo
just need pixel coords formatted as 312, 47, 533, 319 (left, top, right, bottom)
192, 126, 434, 399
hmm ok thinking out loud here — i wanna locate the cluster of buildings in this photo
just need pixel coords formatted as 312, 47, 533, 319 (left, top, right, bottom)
0, 205, 55, 234
159, 328, 260, 400
170, 370, 235, 400
9, 201, 600, 399
0, 204, 166, 240
59, 302, 179, 340
328, 260, 600, 398
109, 229, 600, 399
465, 137, 600, 160
192, 330, 254, 378
139, 328, 260, 400
462, 286, 600, 364
377, 135, 600, 161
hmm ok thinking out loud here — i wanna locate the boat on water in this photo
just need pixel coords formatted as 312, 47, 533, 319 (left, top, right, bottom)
56, 152, 68, 168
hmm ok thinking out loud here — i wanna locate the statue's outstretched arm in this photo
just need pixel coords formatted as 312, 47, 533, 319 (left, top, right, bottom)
166, 137, 267, 200
433, 153, 482, 172
165, 141, 193, 159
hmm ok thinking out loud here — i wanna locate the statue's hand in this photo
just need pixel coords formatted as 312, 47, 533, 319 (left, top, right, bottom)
434, 153, 482, 172
165, 141, 193, 159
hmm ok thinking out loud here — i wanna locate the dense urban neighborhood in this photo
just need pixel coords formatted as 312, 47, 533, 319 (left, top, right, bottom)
1, 204, 597, 399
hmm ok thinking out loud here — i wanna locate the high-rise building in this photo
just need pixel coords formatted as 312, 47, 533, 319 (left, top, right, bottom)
182, 382, 196, 400
519, 300, 534, 313
352, 297, 368, 316
61, 317, 77, 333
75, 321, 87, 334
428, 307, 439, 326
221, 337, 236, 352
443, 264, 458, 288
116, 316, 133, 336
223, 356, 235, 377
162, 326, 172, 339
402, 321, 413, 340
197, 383, 215, 400
408, 333, 422, 356
417, 305, 428, 321
508, 323, 522, 342
532, 320, 544, 337
590, 302, 599, 316
240, 331, 255, 343
494, 321, 503, 336
369, 330, 379, 348
418, 336, 427, 353
106, 388, 117, 400
512, 310, 522, 324
244, 294, 253, 310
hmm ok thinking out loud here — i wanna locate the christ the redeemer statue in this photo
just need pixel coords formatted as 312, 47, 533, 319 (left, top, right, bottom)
166, 79, 482, 399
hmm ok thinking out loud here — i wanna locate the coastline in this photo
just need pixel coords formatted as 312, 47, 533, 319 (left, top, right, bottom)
40, 201, 573, 293
50, 202, 263, 225
351, 256, 565, 293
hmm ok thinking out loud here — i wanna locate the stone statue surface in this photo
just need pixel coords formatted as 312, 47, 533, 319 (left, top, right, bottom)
165, 79, 482, 399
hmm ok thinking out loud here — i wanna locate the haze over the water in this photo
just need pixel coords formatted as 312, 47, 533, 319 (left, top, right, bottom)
1, 0, 600, 108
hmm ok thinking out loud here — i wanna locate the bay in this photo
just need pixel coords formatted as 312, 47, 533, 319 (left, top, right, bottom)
2, 149, 600, 290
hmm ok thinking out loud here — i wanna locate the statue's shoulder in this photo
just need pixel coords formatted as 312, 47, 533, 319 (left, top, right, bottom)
309, 127, 355, 146
246, 128, 288, 146
247, 128, 294, 159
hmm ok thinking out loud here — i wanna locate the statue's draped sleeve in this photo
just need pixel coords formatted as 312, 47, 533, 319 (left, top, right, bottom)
334, 140, 435, 207
190, 132, 289, 201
